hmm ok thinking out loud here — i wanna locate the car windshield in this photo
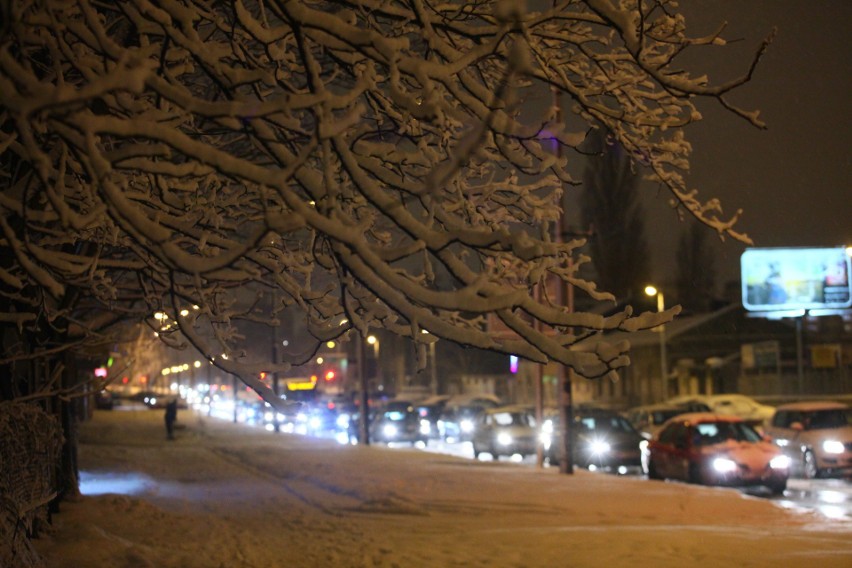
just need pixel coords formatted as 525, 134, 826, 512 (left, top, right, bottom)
803, 409, 848, 429
693, 421, 762, 445
384, 411, 414, 422
492, 412, 535, 427
651, 409, 682, 425
578, 415, 635, 433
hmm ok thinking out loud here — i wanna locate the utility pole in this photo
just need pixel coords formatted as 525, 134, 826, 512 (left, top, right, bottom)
357, 333, 370, 445
552, 64, 574, 475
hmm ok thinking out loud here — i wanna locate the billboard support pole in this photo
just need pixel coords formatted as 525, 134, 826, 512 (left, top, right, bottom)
796, 316, 804, 394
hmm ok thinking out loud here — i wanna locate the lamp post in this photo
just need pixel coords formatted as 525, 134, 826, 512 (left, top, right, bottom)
421, 330, 438, 395
644, 285, 668, 399
366, 335, 381, 391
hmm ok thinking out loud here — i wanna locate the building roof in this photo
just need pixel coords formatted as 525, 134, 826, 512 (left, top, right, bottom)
572, 303, 740, 351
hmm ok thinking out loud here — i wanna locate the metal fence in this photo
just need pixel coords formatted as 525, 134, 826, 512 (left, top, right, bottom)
0, 402, 63, 568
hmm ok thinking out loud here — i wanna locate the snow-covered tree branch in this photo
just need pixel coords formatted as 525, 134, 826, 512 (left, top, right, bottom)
0, 0, 770, 397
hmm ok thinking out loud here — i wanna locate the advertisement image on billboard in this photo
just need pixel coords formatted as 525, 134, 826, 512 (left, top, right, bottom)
741, 247, 852, 312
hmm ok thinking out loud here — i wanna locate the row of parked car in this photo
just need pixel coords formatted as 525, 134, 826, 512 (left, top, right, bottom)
628, 395, 852, 483
374, 393, 851, 496
227, 390, 850, 496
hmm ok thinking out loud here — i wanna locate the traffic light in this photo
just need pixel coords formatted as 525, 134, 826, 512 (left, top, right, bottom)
324, 370, 335, 381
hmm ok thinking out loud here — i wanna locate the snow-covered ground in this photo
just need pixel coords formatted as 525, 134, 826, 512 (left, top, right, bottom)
34, 410, 852, 567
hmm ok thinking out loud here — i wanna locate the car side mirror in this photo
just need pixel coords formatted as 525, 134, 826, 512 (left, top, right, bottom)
789, 422, 804, 431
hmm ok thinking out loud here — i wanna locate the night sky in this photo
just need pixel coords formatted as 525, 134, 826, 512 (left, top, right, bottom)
638, 0, 851, 290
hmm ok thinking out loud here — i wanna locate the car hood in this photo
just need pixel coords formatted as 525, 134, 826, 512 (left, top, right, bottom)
576, 430, 642, 447
700, 439, 781, 468
493, 425, 537, 436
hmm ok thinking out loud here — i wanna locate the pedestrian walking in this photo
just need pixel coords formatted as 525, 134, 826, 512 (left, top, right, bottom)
165, 398, 178, 440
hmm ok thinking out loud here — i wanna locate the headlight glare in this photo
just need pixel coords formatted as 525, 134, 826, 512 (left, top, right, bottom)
383, 424, 398, 437
497, 432, 513, 446
770, 455, 792, 470
823, 440, 844, 454
590, 440, 610, 455
712, 457, 738, 473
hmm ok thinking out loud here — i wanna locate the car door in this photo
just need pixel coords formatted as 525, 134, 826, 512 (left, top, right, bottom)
668, 425, 694, 481
656, 422, 689, 480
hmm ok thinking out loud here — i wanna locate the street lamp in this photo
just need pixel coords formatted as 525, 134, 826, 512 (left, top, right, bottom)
644, 285, 669, 399
367, 335, 381, 390
421, 330, 438, 395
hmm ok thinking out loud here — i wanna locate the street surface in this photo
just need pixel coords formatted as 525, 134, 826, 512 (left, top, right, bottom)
38, 408, 851, 568
197, 403, 852, 522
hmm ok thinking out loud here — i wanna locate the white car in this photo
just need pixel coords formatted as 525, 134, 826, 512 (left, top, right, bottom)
665, 394, 775, 428
624, 403, 689, 440
764, 401, 852, 479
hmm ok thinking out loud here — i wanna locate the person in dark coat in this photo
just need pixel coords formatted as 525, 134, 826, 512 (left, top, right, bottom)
165, 398, 178, 440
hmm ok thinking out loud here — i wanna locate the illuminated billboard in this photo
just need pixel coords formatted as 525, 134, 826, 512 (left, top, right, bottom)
741, 247, 852, 311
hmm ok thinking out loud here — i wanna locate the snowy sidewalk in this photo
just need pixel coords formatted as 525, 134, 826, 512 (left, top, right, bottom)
34, 410, 852, 567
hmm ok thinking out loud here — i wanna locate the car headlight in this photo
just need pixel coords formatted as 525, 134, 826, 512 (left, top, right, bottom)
590, 440, 610, 455
383, 424, 398, 437
774, 438, 789, 447
823, 440, 845, 454
309, 416, 321, 429
460, 419, 474, 433
712, 457, 738, 473
420, 420, 431, 435
770, 455, 792, 470
336, 414, 350, 428
264, 411, 274, 422
497, 432, 513, 446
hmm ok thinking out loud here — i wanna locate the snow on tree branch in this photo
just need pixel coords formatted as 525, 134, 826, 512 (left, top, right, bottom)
0, 0, 766, 396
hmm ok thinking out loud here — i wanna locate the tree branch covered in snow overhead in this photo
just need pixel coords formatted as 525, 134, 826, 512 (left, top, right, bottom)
0, 0, 770, 393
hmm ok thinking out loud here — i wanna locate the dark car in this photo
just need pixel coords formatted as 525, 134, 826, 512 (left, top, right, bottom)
437, 404, 491, 443
643, 412, 790, 494
94, 390, 115, 410
416, 396, 452, 440
543, 408, 644, 474
472, 406, 539, 460
369, 404, 428, 446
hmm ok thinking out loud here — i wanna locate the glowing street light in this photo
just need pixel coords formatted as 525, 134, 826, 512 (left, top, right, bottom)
367, 335, 381, 389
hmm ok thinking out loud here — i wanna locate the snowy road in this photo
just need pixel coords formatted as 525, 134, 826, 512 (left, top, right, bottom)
204, 404, 852, 522
35, 409, 852, 568
414, 438, 852, 522
194, 400, 852, 523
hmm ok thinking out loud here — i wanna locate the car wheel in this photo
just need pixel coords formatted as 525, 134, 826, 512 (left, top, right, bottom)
803, 450, 820, 479
688, 463, 702, 485
768, 479, 787, 495
647, 458, 662, 480
473, 445, 481, 459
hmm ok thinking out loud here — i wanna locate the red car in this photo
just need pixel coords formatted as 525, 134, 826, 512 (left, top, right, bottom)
642, 413, 790, 494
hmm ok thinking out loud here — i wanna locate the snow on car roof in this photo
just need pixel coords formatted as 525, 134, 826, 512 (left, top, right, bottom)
774, 400, 849, 411
670, 412, 745, 425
